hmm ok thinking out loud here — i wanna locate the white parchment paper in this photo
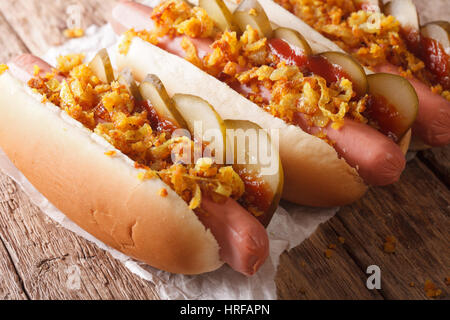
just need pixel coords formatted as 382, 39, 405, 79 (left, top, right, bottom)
0, 0, 339, 299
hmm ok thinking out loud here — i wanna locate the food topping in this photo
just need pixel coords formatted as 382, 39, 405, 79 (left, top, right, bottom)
120, 0, 373, 138
104, 150, 117, 157
63, 28, 85, 39
424, 279, 443, 298
0, 64, 8, 75
383, 235, 397, 253
406, 33, 450, 91
119, 0, 216, 56
366, 73, 418, 141
28, 54, 244, 210
158, 187, 168, 197
274, 0, 450, 100
233, 0, 274, 38
151, 0, 215, 39
324, 248, 333, 259
199, 0, 238, 32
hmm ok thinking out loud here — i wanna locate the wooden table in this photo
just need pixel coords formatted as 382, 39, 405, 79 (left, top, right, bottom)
0, 0, 448, 300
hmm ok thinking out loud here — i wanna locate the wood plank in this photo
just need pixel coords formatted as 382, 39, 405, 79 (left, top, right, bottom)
335, 158, 449, 299
275, 210, 384, 300
0, 11, 29, 61
0, 173, 160, 299
0, 0, 116, 56
0, 232, 28, 299
419, 146, 450, 188
279, 158, 449, 299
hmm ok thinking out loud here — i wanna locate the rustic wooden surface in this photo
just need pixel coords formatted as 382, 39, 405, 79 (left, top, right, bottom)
0, 0, 448, 300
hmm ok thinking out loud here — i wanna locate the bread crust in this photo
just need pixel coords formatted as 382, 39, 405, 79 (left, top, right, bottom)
0, 71, 223, 275
117, 37, 369, 206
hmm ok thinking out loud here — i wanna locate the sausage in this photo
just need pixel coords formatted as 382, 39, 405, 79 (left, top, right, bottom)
111, 1, 213, 59
199, 198, 269, 276
8, 54, 62, 83
110, 0, 154, 35
374, 63, 450, 147
295, 115, 406, 186
8, 53, 270, 276
110, 1, 407, 186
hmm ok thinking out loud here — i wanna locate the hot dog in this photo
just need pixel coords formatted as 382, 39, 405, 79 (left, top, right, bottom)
374, 63, 450, 147
112, 1, 213, 59
262, 0, 450, 147
200, 197, 269, 275
0, 51, 277, 276
111, 0, 412, 206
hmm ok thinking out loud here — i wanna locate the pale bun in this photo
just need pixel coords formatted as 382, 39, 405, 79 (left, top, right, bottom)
0, 71, 223, 275
117, 37, 369, 206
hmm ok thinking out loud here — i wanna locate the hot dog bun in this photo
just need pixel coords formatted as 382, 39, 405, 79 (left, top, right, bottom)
0, 70, 224, 275
117, 36, 369, 206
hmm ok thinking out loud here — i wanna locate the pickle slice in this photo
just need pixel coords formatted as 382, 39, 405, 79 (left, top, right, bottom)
233, 0, 273, 38
224, 119, 283, 227
384, 0, 419, 31
367, 73, 418, 140
117, 68, 142, 102
88, 48, 115, 84
273, 27, 312, 56
199, 0, 238, 32
173, 94, 227, 163
320, 51, 369, 96
139, 74, 187, 129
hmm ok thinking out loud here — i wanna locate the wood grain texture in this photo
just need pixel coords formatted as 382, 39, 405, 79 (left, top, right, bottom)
0, 230, 28, 300
0, 11, 29, 61
333, 159, 449, 299
0, 0, 116, 56
275, 212, 384, 300
0, 0, 449, 300
276, 158, 449, 300
419, 146, 450, 188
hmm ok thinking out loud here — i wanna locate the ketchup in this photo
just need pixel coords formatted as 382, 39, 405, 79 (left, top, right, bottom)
308, 56, 349, 85
268, 38, 308, 68
93, 103, 112, 122
365, 94, 404, 142
422, 37, 450, 90
268, 38, 350, 86
403, 29, 450, 90
140, 100, 179, 133
269, 38, 406, 141
237, 169, 274, 227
